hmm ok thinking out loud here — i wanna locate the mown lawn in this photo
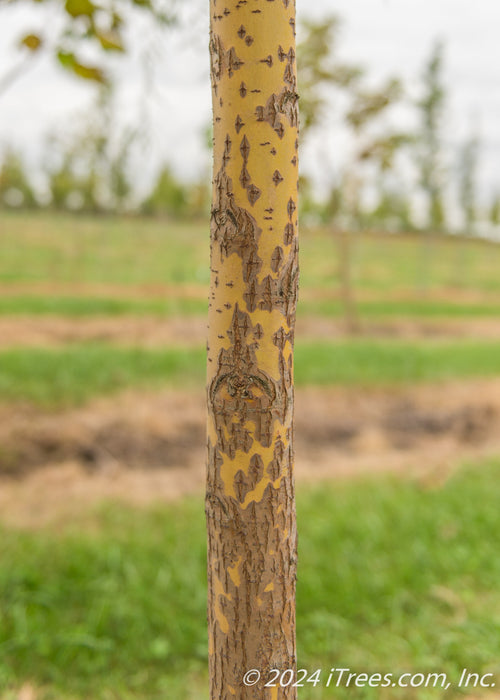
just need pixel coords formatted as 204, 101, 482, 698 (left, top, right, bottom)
3, 211, 500, 295
0, 295, 207, 317
1, 460, 499, 699
0, 212, 210, 286
3, 339, 500, 407
4, 296, 500, 320
2, 205, 500, 700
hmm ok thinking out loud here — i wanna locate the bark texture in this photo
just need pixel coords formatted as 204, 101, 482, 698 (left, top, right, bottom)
207, 1, 299, 698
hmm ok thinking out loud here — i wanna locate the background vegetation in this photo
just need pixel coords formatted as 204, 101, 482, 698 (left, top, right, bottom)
1, 15, 498, 237
1, 5, 499, 700
1, 213, 500, 698
2, 460, 500, 700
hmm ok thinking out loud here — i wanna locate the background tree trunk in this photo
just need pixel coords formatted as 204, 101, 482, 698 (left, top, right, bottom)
206, 1, 299, 698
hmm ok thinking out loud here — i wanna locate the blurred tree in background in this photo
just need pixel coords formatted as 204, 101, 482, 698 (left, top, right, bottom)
43, 91, 134, 213
0, 0, 177, 96
458, 130, 480, 237
0, 147, 37, 209
0, 9, 496, 236
415, 40, 447, 232
141, 166, 189, 219
297, 15, 411, 328
297, 15, 361, 136
0, 0, 212, 218
490, 194, 500, 227
297, 16, 412, 231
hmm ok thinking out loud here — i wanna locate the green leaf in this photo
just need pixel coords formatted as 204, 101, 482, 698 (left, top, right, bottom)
56, 50, 106, 83
72, 61, 106, 83
57, 50, 77, 69
64, 0, 97, 18
95, 30, 124, 52
111, 11, 124, 29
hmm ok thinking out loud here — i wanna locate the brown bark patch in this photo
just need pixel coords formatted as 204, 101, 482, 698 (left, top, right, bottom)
256, 87, 299, 137
211, 170, 263, 284
209, 35, 244, 89
209, 306, 282, 452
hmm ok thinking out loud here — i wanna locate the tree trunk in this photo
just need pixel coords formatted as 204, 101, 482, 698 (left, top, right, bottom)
206, 1, 299, 698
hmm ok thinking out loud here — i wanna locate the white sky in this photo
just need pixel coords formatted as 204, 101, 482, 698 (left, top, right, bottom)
0, 0, 498, 199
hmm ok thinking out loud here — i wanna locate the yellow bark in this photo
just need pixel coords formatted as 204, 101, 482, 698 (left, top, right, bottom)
207, 1, 299, 698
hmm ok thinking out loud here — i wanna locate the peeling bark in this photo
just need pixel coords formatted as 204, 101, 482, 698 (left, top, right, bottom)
207, 1, 299, 698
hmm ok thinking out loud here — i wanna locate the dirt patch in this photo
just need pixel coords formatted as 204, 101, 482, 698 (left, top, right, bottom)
294, 382, 500, 488
3, 315, 500, 349
3, 280, 500, 305
0, 391, 205, 477
1, 685, 40, 700
1, 379, 500, 528
0, 316, 208, 348
298, 316, 500, 340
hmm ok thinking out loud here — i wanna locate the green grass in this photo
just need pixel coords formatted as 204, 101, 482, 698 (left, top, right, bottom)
0, 296, 207, 317
0, 212, 210, 286
3, 295, 500, 320
345, 231, 500, 293
3, 339, 500, 407
3, 211, 500, 295
297, 460, 500, 698
0, 345, 206, 407
1, 460, 500, 698
294, 339, 500, 387
0, 500, 208, 700
266, 227, 500, 294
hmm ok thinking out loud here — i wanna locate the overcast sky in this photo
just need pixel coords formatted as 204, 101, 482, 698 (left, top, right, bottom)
0, 0, 498, 198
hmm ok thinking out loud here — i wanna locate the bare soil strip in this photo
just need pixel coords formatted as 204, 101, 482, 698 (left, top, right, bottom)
3, 316, 500, 349
0, 316, 208, 348
1, 379, 500, 528
2, 281, 500, 304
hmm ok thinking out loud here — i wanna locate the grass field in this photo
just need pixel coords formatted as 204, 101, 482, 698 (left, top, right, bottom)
3, 339, 500, 406
1, 460, 499, 699
0, 213, 210, 286
5, 296, 500, 320
3, 210, 500, 296
4, 211, 500, 414
1, 211, 500, 699
0, 296, 207, 317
